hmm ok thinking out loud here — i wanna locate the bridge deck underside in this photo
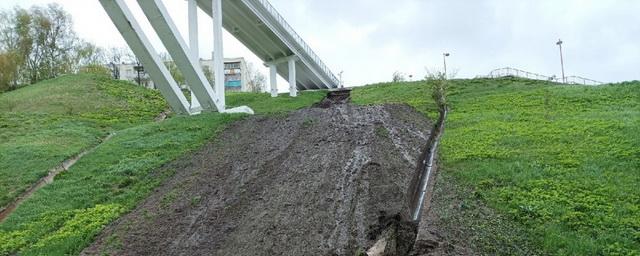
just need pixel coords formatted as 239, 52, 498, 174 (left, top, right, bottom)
196, 0, 336, 90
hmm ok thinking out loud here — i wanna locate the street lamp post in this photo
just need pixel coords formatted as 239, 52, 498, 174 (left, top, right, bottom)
556, 39, 565, 83
443, 53, 450, 78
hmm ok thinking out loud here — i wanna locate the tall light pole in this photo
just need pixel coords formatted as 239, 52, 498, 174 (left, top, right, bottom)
556, 39, 565, 83
443, 53, 450, 78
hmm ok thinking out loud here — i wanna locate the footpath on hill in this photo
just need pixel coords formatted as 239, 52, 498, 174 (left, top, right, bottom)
84, 102, 432, 256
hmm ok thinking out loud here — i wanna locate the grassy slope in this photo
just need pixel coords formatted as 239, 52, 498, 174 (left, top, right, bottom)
354, 78, 640, 255
0, 77, 325, 255
0, 113, 242, 255
226, 91, 326, 114
352, 80, 437, 119
0, 74, 167, 209
442, 78, 640, 255
2, 76, 637, 255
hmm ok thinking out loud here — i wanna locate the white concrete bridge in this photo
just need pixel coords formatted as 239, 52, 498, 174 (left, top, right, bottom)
99, 0, 340, 115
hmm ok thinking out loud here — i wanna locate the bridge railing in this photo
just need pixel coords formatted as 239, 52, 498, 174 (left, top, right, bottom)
485, 67, 605, 86
254, 0, 340, 86
564, 76, 604, 86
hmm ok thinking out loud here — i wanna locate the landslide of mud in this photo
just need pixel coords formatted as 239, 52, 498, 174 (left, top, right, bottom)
83, 103, 432, 256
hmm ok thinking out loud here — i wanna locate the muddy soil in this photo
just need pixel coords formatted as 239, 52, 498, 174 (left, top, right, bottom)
83, 103, 432, 256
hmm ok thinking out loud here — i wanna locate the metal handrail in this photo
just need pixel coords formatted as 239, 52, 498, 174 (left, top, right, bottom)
254, 0, 340, 86
565, 76, 604, 86
486, 67, 604, 86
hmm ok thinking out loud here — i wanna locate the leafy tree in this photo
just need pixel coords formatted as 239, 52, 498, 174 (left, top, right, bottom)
79, 64, 111, 77
24, 4, 79, 83
425, 71, 449, 113
0, 4, 101, 87
0, 51, 19, 91
0, 8, 31, 89
74, 42, 105, 69
202, 66, 214, 85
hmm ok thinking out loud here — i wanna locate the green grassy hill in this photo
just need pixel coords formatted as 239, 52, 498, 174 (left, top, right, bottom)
353, 78, 640, 255
439, 79, 640, 255
0, 74, 168, 209
0, 75, 325, 255
1, 75, 638, 255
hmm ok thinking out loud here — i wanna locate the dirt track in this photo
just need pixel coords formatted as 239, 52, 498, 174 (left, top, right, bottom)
83, 103, 432, 256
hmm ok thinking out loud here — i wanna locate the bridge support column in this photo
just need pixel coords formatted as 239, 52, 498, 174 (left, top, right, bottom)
288, 58, 297, 97
212, 0, 225, 109
269, 64, 278, 97
99, 0, 191, 115
188, 0, 201, 112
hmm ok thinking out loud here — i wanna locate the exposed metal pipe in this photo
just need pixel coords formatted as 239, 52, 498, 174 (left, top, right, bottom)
412, 108, 447, 221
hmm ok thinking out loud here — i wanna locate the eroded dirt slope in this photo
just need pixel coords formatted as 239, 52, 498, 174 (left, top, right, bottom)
83, 103, 431, 256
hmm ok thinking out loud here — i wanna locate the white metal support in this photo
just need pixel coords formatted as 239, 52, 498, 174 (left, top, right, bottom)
102, 0, 340, 114
238, 0, 338, 88
288, 57, 297, 97
269, 64, 278, 97
137, 0, 223, 112
188, 0, 202, 112
99, 0, 191, 115
212, 0, 225, 109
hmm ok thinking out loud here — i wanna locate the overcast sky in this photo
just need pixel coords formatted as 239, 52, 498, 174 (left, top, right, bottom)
1, 0, 639, 88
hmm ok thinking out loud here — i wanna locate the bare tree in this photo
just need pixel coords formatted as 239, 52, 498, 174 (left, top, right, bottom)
159, 52, 185, 87
106, 47, 134, 79
392, 71, 406, 82
245, 62, 266, 93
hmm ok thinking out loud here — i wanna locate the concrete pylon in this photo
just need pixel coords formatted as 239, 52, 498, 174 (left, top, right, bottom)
188, 0, 202, 112
212, 0, 225, 109
288, 57, 297, 97
269, 64, 278, 97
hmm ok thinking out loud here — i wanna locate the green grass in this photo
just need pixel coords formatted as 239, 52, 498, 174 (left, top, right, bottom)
441, 78, 640, 255
353, 78, 640, 254
352, 80, 437, 119
2, 75, 638, 255
0, 74, 167, 209
226, 90, 326, 114
0, 113, 241, 255
0, 76, 325, 255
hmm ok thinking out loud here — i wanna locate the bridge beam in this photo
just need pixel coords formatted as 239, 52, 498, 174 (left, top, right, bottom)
99, 0, 191, 115
265, 55, 297, 66
266, 55, 300, 97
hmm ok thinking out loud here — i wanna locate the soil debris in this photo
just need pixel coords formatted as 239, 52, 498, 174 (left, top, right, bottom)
83, 103, 431, 256
313, 88, 352, 108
